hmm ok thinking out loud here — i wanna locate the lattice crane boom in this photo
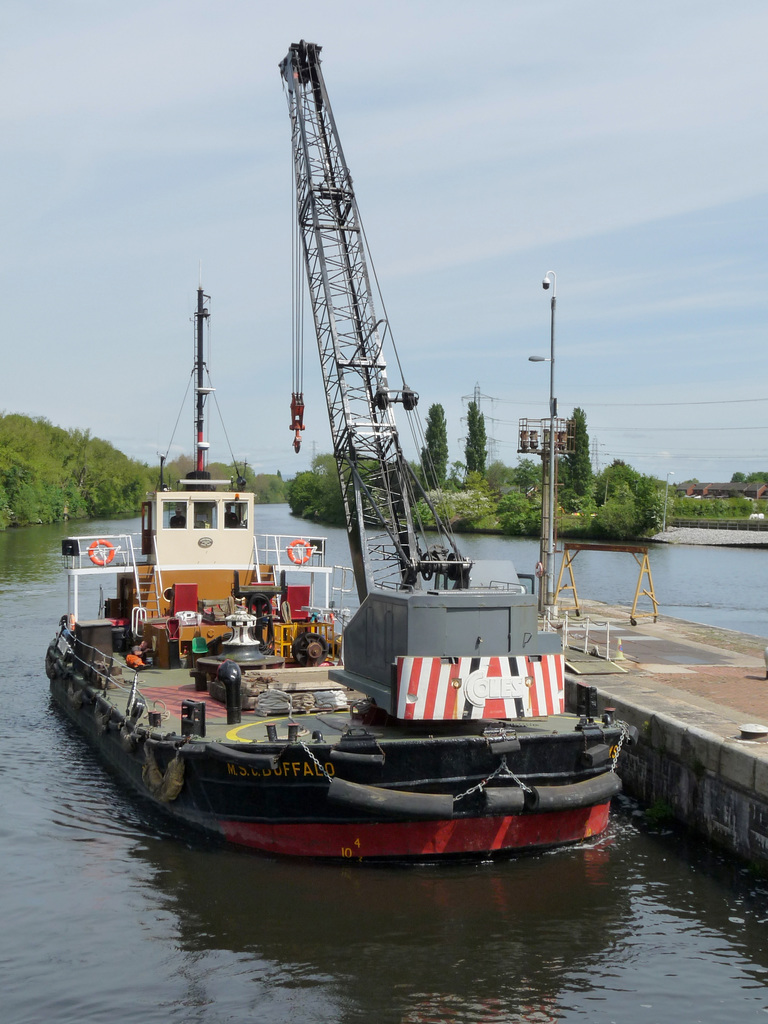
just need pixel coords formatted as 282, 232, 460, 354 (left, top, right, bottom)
281, 41, 470, 600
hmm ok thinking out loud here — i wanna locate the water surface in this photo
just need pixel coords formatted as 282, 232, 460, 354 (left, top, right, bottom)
3, 510, 768, 1022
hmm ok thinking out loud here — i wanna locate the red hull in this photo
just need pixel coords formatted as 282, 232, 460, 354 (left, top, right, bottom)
220, 802, 612, 860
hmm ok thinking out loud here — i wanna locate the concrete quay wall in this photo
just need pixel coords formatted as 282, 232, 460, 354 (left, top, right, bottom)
565, 674, 768, 866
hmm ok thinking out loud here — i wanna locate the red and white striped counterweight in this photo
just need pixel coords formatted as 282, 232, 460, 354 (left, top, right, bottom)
396, 654, 564, 721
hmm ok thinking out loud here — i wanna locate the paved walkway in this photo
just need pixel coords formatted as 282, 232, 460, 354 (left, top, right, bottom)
558, 599, 768, 728
559, 600, 768, 864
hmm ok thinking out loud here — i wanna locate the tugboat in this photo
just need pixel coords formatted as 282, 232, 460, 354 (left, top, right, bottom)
44, 45, 629, 862
52, 283, 346, 673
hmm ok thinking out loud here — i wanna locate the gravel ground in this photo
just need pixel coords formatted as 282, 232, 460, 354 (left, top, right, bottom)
652, 526, 768, 546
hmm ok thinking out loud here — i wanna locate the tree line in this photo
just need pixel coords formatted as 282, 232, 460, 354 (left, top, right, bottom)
6, 407, 762, 538
285, 402, 768, 541
0, 413, 286, 528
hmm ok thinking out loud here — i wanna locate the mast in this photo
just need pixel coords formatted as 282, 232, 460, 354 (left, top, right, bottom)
192, 285, 211, 482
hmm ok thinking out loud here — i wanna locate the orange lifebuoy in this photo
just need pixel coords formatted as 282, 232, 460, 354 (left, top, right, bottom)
287, 539, 313, 565
88, 539, 116, 566
535, 561, 544, 578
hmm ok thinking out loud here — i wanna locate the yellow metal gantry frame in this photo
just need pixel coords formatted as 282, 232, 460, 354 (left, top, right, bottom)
554, 542, 659, 624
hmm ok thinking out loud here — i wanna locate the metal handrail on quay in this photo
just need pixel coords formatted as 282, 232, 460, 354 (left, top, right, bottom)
669, 517, 768, 531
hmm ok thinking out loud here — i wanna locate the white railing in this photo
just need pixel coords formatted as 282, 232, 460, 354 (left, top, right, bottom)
62, 534, 139, 623
61, 530, 357, 632
63, 534, 138, 572
564, 615, 618, 662
255, 533, 328, 571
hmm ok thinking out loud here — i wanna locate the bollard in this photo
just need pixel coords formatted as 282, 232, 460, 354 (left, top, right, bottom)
217, 659, 242, 725
180, 699, 206, 737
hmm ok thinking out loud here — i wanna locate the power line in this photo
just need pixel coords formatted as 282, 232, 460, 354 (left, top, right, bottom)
592, 424, 768, 433
599, 448, 768, 459
482, 394, 768, 408
471, 419, 768, 432
581, 397, 768, 408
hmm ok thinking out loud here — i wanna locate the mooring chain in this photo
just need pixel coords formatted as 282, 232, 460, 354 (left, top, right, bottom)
298, 741, 532, 803
453, 754, 532, 804
611, 721, 630, 772
299, 740, 333, 782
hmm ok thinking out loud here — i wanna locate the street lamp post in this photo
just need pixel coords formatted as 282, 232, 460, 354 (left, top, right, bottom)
530, 271, 557, 613
662, 471, 674, 532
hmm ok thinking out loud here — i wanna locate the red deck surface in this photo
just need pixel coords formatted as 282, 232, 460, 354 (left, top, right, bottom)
140, 683, 230, 720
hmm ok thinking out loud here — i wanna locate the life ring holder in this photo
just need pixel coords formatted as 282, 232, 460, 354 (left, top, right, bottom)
88, 539, 116, 566
286, 539, 313, 565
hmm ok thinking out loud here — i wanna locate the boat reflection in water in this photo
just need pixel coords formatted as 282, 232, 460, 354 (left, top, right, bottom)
137, 827, 627, 1022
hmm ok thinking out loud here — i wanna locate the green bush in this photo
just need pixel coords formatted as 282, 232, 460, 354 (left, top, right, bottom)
286, 454, 345, 526
593, 486, 643, 540
497, 492, 540, 536
0, 414, 155, 526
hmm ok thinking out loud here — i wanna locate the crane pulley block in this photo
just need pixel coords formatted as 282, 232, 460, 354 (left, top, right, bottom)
290, 393, 305, 432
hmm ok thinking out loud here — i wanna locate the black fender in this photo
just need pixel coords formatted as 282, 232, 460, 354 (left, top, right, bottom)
329, 749, 385, 767
524, 772, 622, 812
484, 786, 526, 814
45, 644, 61, 680
327, 777, 454, 820
182, 741, 281, 772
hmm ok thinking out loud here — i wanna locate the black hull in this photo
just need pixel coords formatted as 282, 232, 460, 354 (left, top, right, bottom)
47, 650, 624, 862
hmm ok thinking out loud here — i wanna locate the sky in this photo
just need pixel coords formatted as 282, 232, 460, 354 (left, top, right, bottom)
1, 0, 766, 486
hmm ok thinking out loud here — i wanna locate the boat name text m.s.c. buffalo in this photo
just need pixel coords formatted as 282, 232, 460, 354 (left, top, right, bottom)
225, 759, 336, 779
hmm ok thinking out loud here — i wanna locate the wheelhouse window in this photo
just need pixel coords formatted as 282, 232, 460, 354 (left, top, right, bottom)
224, 501, 249, 529
163, 500, 188, 529
192, 500, 218, 530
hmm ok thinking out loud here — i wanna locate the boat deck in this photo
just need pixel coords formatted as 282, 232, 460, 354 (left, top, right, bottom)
95, 656, 585, 746
100, 658, 356, 745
